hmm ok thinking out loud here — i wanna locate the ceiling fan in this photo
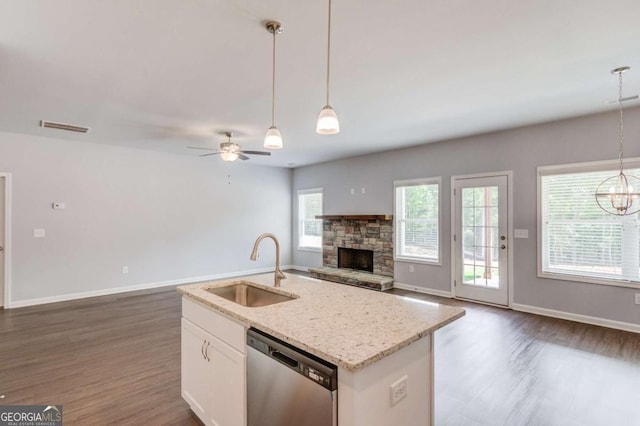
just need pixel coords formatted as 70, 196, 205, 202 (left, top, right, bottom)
188, 132, 272, 162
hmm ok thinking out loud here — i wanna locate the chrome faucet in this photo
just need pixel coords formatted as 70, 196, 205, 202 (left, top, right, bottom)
250, 233, 286, 286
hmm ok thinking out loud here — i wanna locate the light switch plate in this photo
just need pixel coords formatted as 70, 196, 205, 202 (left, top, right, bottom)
33, 228, 46, 238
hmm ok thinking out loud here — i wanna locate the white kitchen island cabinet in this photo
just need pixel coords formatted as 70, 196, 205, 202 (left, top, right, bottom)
179, 273, 464, 426
182, 297, 246, 426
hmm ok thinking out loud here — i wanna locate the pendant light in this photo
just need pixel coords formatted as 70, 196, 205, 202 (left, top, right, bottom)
264, 21, 283, 149
595, 66, 640, 215
316, 0, 340, 134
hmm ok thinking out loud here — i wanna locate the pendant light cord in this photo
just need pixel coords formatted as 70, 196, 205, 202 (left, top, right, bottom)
325, 0, 332, 106
618, 70, 625, 174
271, 28, 277, 126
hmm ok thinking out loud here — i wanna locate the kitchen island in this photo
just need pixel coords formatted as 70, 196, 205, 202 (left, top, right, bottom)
178, 273, 464, 426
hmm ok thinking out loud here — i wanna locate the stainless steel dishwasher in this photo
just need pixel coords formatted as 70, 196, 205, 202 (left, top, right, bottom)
247, 328, 338, 426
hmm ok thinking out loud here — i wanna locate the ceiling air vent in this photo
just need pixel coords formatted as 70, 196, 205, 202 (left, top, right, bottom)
40, 120, 90, 133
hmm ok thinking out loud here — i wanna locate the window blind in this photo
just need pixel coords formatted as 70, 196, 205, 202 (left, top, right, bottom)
395, 180, 439, 262
541, 167, 640, 282
298, 190, 323, 249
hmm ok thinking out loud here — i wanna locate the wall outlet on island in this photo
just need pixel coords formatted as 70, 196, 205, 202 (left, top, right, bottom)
122, 266, 129, 274
635, 293, 640, 305
390, 375, 408, 406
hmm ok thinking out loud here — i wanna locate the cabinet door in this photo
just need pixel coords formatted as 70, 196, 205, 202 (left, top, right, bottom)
209, 335, 247, 426
181, 318, 212, 423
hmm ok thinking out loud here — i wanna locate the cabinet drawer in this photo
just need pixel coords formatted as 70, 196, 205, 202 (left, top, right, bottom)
182, 297, 246, 354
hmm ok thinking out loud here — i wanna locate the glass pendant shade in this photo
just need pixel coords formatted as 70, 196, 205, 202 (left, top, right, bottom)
595, 172, 640, 215
264, 125, 283, 149
316, 105, 340, 134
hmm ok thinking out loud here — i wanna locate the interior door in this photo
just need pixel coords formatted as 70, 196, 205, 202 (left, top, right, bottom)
453, 175, 509, 306
0, 176, 4, 308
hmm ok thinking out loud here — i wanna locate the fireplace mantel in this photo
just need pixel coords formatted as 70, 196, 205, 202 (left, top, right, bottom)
316, 215, 393, 220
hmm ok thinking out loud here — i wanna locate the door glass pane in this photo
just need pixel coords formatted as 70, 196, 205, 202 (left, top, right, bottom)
461, 186, 500, 288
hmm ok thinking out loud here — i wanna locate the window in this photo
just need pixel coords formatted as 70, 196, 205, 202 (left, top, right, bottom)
298, 188, 323, 251
539, 160, 640, 286
394, 178, 440, 264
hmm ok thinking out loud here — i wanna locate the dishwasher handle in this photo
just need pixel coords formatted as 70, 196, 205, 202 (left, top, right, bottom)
271, 349, 299, 369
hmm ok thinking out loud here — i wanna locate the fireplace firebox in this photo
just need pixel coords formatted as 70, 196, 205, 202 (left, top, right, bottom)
338, 247, 374, 273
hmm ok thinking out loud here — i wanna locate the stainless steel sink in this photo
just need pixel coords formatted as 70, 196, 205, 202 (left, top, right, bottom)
205, 281, 296, 307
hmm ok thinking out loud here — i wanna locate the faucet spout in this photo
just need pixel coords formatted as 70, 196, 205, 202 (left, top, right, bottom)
250, 233, 286, 286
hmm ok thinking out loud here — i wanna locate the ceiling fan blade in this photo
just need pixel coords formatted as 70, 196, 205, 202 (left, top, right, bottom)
240, 150, 271, 156
187, 146, 217, 150
238, 154, 250, 161
199, 153, 220, 157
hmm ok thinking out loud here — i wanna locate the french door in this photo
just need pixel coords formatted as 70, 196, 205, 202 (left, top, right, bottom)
452, 174, 510, 306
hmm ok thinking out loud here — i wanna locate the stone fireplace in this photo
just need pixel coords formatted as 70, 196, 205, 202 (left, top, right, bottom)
309, 215, 394, 291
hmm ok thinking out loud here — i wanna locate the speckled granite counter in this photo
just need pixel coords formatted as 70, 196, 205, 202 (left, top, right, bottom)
178, 273, 464, 373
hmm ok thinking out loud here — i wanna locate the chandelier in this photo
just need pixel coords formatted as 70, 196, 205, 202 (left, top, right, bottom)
595, 66, 640, 216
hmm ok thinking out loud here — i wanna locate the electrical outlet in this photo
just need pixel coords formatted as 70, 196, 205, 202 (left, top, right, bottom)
635, 293, 640, 305
409, 265, 415, 273
390, 375, 408, 406
350, 188, 355, 195
122, 266, 129, 274
361, 187, 366, 194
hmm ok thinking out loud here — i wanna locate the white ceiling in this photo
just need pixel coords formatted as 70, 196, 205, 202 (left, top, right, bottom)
1, 0, 640, 168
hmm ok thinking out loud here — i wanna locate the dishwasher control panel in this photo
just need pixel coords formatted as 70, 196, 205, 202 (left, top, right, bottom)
247, 327, 338, 391
302, 365, 332, 388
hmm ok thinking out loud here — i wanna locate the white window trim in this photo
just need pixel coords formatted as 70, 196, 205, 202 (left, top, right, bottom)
537, 157, 640, 289
393, 177, 442, 265
297, 187, 323, 252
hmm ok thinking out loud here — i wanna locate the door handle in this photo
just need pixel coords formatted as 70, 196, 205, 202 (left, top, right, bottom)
501, 244, 506, 250
201, 340, 206, 360
500, 236, 506, 241
0, 246, 3, 251
205, 341, 211, 362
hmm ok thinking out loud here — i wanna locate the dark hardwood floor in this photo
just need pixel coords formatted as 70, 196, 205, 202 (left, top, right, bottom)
389, 289, 640, 426
1, 278, 639, 425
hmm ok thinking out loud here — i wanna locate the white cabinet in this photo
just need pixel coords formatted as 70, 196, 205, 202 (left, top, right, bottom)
181, 318, 212, 421
181, 297, 246, 426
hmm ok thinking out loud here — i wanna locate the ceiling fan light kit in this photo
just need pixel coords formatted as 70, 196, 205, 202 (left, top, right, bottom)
316, 0, 340, 135
595, 66, 640, 216
264, 20, 284, 149
188, 132, 271, 162
220, 141, 240, 162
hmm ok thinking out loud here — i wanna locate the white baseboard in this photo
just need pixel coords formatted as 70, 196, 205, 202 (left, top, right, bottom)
8, 267, 277, 308
285, 265, 310, 272
393, 282, 453, 298
512, 303, 640, 334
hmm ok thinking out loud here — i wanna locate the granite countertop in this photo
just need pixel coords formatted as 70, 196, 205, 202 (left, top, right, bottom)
178, 273, 465, 372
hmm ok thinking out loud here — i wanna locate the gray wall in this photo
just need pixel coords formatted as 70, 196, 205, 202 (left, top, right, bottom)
0, 131, 292, 304
293, 107, 640, 326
